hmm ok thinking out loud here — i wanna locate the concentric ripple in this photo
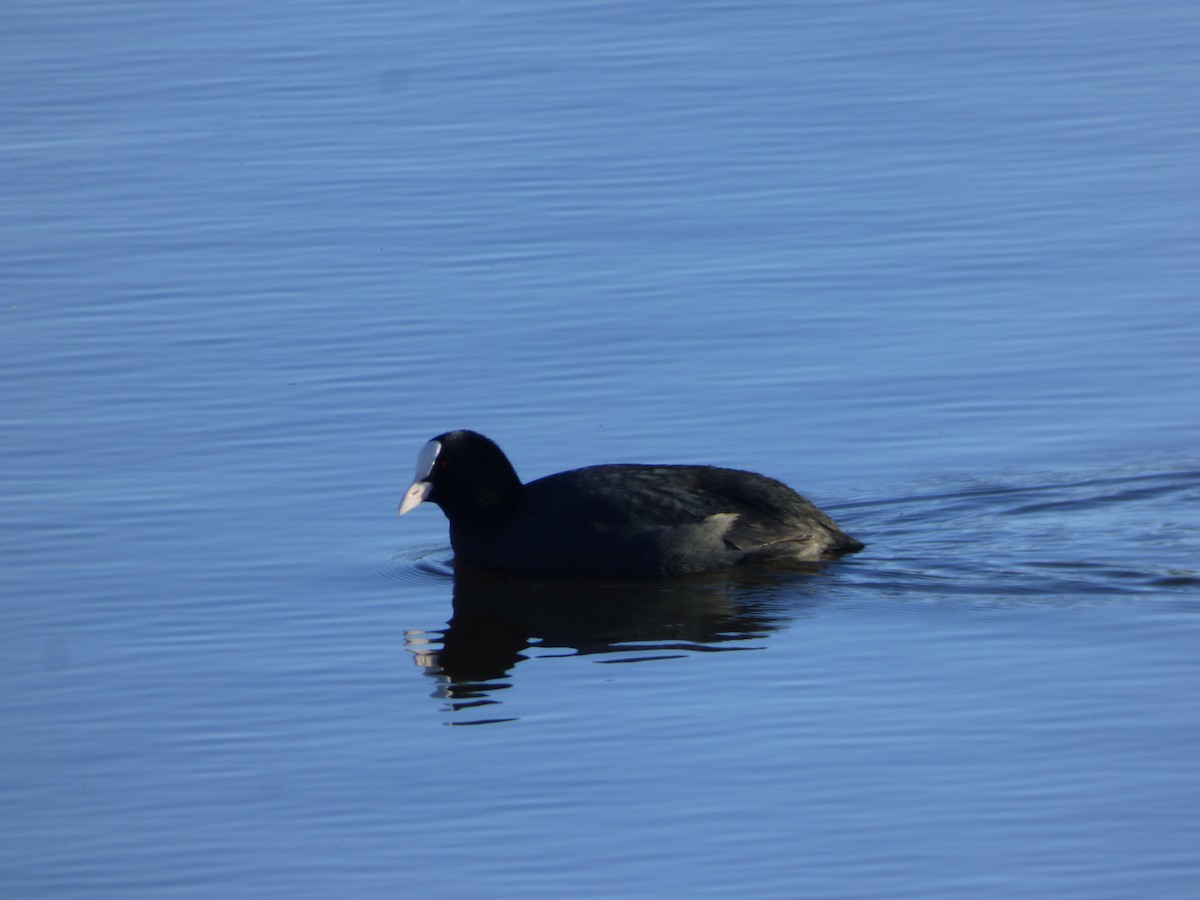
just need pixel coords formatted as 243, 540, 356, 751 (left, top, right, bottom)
380, 544, 455, 585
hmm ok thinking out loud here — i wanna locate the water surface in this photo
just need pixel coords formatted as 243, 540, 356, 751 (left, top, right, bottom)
3, 1, 1199, 897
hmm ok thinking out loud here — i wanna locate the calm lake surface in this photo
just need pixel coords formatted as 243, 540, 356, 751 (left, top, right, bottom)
3, 2, 1199, 897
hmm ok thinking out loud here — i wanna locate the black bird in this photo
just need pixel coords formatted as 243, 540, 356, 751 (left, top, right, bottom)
398, 430, 863, 579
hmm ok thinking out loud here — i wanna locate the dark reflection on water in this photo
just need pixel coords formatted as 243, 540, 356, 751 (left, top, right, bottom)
406, 566, 828, 722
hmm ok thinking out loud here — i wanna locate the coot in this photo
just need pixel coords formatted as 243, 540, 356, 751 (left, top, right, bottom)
398, 430, 863, 579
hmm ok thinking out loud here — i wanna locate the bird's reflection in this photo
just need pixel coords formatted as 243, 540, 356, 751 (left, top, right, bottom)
406, 564, 827, 722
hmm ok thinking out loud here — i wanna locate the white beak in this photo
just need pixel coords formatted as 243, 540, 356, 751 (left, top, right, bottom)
398, 479, 433, 515
397, 439, 442, 516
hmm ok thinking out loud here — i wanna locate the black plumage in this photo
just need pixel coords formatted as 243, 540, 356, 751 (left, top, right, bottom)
399, 430, 863, 579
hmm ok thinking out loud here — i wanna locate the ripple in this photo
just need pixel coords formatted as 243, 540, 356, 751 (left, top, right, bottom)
1151, 574, 1200, 590
846, 465, 1200, 519
380, 544, 455, 585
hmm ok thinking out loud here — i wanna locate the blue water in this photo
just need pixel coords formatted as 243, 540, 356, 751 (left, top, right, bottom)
3, 2, 1199, 897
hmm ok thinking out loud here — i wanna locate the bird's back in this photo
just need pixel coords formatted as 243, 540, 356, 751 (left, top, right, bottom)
457, 464, 861, 577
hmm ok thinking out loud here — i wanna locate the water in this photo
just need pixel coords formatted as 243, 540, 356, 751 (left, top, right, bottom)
3, 1, 1199, 897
